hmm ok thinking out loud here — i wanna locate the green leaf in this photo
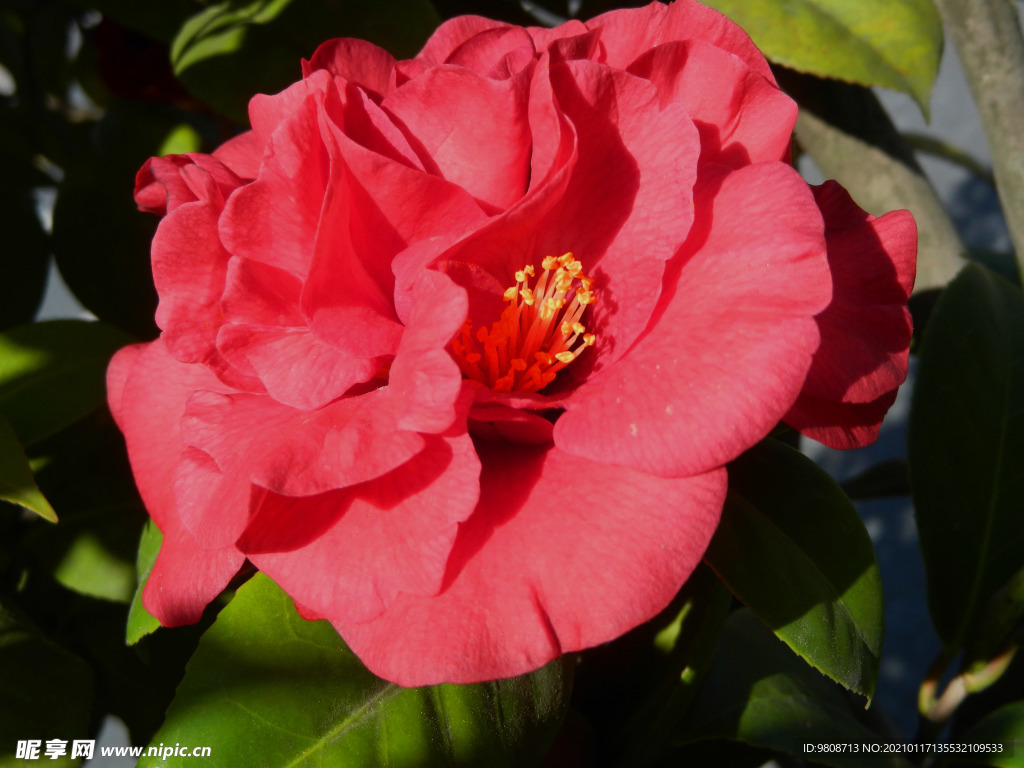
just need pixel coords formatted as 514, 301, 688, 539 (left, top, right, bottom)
127, 520, 163, 645
0, 320, 134, 447
619, 565, 733, 767
0, 414, 57, 522
964, 565, 1024, 679
170, 0, 441, 121
142, 574, 573, 767
943, 701, 1024, 767
21, 504, 142, 603
705, 439, 883, 702
910, 264, 1024, 655
701, 0, 942, 113
0, 593, 94, 767
678, 610, 910, 768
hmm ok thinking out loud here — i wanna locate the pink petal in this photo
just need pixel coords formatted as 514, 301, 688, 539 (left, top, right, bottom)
211, 131, 262, 181
416, 16, 515, 66
107, 340, 245, 625
555, 162, 832, 477
172, 446, 256, 549
588, 0, 775, 83
222, 87, 329, 278
381, 65, 532, 210
143, 511, 245, 627
628, 39, 796, 167
180, 389, 424, 497
338, 444, 726, 686
302, 38, 397, 99
216, 324, 379, 411
242, 432, 480, 623
387, 269, 469, 434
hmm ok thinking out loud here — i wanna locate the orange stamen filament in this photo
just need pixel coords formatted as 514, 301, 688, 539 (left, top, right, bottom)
452, 253, 597, 393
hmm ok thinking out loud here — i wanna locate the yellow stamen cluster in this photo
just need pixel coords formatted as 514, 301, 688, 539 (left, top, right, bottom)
452, 253, 596, 393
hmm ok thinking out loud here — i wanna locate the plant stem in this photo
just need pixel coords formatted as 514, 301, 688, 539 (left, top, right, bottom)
932, 0, 1024, 283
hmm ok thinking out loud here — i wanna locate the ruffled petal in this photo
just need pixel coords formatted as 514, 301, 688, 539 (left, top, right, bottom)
180, 388, 425, 497
242, 431, 480, 623
338, 443, 726, 686
555, 162, 831, 477
786, 181, 916, 448
627, 39, 796, 167
302, 38, 397, 99
107, 340, 245, 625
588, 0, 774, 83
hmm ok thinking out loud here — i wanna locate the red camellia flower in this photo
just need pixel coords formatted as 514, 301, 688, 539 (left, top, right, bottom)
108, 0, 916, 686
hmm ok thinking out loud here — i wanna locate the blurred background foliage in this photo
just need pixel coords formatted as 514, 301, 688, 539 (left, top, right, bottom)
1, 0, 1022, 766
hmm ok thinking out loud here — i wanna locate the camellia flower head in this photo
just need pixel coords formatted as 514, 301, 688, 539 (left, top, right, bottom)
108, 0, 916, 686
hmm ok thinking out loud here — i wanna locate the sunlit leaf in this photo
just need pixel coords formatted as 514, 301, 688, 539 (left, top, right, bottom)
910, 265, 1024, 655
0, 414, 56, 522
701, 0, 942, 112
141, 574, 573, 767
126, 521, 163, 645
705, 439, 883, 702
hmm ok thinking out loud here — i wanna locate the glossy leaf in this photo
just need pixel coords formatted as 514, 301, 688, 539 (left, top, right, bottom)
702, 0, 941, 112
0, 320, 134, 447
678, 610, 909, 768
943, 701, 1024, 767
126, 521, 163, 645
705, 439, 883, 702
910, 265, 1024, 654
170, 0, 441, 121
0, 414, 56, 522
142, 574, 573, 767
0, 594, 94, 766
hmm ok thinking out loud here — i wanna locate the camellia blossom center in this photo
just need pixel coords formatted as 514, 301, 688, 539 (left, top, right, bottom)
452, 253, 597, 393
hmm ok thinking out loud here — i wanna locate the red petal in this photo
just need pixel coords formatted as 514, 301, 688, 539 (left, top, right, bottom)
556, 162, 831, 477
588, 0, 774, 83
628, 39, 796, 167
381, 65, 532, 210
242, 432, 480, 623
180, 389, 425, 497
107, 340, 245, 625
338, 444, 726, 686
302, 38, 396, 99
786, 182, 916, 448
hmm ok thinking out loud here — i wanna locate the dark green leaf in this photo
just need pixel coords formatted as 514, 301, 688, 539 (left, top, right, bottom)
0, 320, 134, 447
170, 0, 441, 121
678, 610, 910, 768
705, 439, 883, 702
51, 101, 202, 339
964, 565, 1024, 680
142, 574, 573, 767
68, 0, 203, 44
910, 264, 1024, 654
840, 458, 910, 500
618, 565, 733, 767
127, 520, 163, 645
0, 414, 56, 522
701, 0, 942, 113
943, 701, 1024, 767
0, 593, 94, 766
